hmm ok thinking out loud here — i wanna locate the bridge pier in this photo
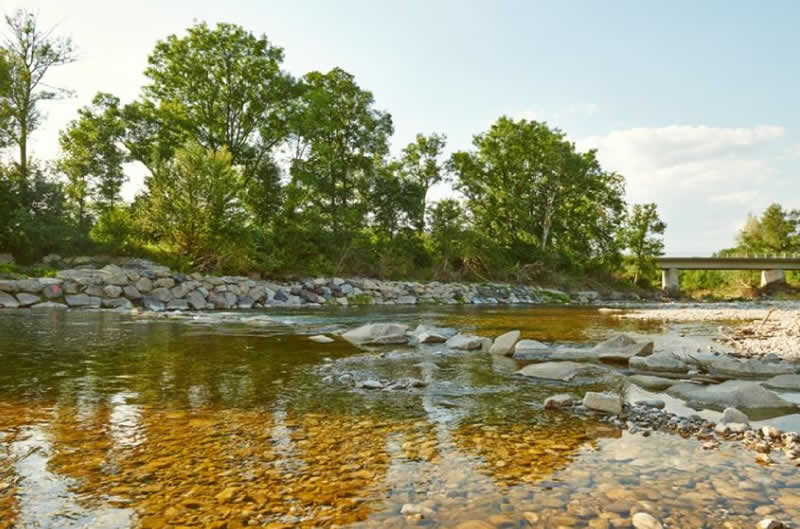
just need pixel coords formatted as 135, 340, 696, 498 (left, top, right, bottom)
661, 268, 680, 296
760, 269, 786, 288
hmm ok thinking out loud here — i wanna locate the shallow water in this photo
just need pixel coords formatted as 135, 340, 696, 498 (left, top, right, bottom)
0, 306, 798, 528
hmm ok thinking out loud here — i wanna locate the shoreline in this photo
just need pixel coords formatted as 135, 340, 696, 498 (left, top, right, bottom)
0, 257, 646, 312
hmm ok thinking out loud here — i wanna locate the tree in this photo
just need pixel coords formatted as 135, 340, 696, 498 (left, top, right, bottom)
450, 116, 625, 266
141, 22, 295, 181
2, 9, 75, 179
737, 203, 800, 255
289, 67, 393, 242
399, 132, 447, 231
370, 161, 424, 239
428, 199, 466, 277
57, 93, 126, 229
143, 142, 247, 269
623, 203, 666, 285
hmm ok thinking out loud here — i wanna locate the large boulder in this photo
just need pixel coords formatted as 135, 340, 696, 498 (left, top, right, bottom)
186, 290, 207, 310
762, 374, 800, 391
512, 339, 553, 361
489, 330, 520, 355
342, 323, 410, 345
446, 334, 491, 351
720, 407, 749, 424
517, 361, 614, 382
666, 380, 797, 412
583, 391, 623, 414
630, 353, 688, 374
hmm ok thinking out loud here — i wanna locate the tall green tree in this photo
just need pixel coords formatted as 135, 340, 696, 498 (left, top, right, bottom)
737, 203, 800, 255
450, 116, 625, 266
623, 203, 666, 285
428, 199, 466, 278
2, 10, 75, 179
400, 132, 447, 231
143, 142, 247, 269
289, 67, 393, 242
370, 161, 425, 239
140, 22, 294, 186
57, 93, 127, 229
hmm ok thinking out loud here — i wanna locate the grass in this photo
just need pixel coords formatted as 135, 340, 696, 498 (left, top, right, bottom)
0, 263, 58, 278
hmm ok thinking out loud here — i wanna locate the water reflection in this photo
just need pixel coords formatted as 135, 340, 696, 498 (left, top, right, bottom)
0, 307, 799, 527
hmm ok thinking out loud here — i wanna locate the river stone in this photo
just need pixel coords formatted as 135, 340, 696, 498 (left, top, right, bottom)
42, 284, 63, 299
517, 361, 614, 382
0, 280, 19, 293
628, 374, 680, 391
65, 294, 101, 308
186, 290, 207, 310
630, 353, 688, 373
342, 323, 410, 345
103, 285, 123, 298
15, 293, 40, 307
667, 380, 797, 411
762, 374, 800, 391
489, 330, 520, 355
583, 391, 623, 414
123, 285, 141, 299
446, 334, 491, 351
634, 398, 665, 409
0, 292, 20, 308
17, 279, 44, 293
150, 287, 172, 303
632, 512, 663, 529
167, 299, 190, 311
309, 335, 334, 344
594, 334, 654, 363
721, 407, 750, 424
512, 339, 552, 360
141, 296, 165, 312
135, 277, 153, 293
756, 520, 785, 529
544, 393, 574, 409
453, 522, 494, 529
102, 297, 133, 309
691, 354, 799, 377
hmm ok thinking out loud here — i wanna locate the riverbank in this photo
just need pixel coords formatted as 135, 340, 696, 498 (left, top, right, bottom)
0, 256, 648, 311
621, 307, 800, 361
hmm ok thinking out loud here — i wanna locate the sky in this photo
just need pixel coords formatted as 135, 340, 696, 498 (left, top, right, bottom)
3, 0, 800, 255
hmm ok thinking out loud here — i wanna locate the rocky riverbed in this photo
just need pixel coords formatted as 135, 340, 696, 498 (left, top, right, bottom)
621, 306, 800, 361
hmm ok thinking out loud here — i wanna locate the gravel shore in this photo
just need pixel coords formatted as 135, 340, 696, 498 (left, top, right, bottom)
620, 307, 800, 361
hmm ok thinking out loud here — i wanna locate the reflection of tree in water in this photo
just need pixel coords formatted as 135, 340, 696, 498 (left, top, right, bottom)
451, 420, 619, 488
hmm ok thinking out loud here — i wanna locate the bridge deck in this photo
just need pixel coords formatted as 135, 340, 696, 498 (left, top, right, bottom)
656, 257, 800, 270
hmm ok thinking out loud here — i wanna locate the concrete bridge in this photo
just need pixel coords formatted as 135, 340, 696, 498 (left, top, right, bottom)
656, 257, 800, 295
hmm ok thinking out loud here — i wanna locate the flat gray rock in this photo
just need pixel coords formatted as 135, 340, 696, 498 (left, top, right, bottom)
342, 323, 410, 345
517, 361, 614, 382
699, 356, 800, 378
762, 374, 800, 391
446, 334, 491, 351
630, 353, 688, 374
512, 339, 553, 361
0, 291, 19, 308
583, 391, 623, 414
666, 380, 797, 411
628, 374, 681, 391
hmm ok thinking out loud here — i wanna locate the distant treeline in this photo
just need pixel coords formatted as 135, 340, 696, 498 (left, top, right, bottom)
0, 11, 665, 285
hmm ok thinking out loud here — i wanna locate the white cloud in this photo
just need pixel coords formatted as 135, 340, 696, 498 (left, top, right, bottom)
577, 124, 788, 254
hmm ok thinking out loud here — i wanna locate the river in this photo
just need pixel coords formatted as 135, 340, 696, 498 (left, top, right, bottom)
0, 306, 798, 528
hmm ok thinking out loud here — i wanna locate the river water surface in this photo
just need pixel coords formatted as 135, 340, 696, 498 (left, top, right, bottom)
0, 306, 799, 529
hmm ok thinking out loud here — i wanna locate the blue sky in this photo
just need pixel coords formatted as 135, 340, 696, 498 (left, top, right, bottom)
5, 0, 800, 254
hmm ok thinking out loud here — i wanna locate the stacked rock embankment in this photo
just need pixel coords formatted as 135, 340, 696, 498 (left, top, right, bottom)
0, 257, 604, 311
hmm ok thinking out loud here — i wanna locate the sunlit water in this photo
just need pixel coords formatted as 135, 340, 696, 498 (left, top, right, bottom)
0, 306, 798, 528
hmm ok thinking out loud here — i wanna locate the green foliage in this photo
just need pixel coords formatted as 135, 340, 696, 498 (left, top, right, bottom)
400, 132, 447, 231
621, 203, 666, 286
450, 116, 626, 268
57, 92, 127, 229
141, 142, 249, 271
2, 9, 75, 178
737, 203, 800, 255
289, 67, 393, 246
